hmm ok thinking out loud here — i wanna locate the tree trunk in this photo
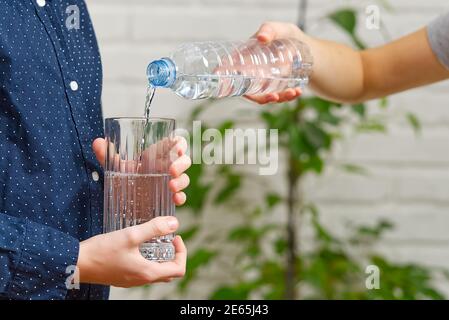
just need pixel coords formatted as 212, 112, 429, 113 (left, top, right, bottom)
285, 156, 300, 300
284, 0, 308, 300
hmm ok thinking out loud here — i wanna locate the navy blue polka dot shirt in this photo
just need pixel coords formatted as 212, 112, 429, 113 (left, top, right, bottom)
0, 0, 108, 300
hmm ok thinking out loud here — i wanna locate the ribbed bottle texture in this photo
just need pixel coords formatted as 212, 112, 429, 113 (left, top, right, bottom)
147, 38, 313, 100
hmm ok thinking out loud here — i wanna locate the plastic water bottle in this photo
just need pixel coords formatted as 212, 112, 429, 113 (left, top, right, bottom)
146, 39, 313, 100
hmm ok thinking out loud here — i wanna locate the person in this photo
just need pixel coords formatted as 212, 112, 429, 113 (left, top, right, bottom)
0, 1, 190, 300
246, 13, 449, 105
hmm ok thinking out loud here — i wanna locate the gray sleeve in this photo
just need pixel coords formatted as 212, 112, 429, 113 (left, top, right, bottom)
428, 12, 449, 69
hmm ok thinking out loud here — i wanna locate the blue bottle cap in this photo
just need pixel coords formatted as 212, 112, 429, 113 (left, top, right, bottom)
146, 58, 176, 88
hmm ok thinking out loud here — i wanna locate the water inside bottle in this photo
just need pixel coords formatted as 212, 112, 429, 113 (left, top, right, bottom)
173, 74, 308, 100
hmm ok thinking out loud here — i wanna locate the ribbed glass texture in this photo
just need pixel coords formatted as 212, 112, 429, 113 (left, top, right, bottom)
103, 118, 176, 261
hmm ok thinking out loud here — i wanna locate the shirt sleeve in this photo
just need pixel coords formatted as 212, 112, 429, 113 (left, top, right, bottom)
428, 12, 449, 69
0, 212, 79, 300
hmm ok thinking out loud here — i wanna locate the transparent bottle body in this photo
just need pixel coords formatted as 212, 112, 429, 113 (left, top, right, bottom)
152, 39, 313, 100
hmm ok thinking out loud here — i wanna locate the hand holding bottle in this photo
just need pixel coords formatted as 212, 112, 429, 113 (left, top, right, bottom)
245, 22, 307, 104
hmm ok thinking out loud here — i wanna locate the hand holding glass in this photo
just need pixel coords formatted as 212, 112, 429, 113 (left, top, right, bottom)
103, 118, 182, 262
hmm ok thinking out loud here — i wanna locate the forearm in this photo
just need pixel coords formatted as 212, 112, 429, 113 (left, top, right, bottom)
304, 34, 365, 103
303, 28, 449, 104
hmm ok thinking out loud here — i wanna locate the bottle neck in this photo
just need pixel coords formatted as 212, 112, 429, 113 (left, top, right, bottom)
146, 58, 176, 88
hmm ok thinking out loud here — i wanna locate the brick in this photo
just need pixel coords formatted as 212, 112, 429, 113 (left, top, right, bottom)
307, 171, 392, 203
314, 203, 449, 241
334, 128, 449, 164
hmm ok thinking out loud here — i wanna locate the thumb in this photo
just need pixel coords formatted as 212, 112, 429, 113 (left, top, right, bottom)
253, 22, 302, 44
92, 137, 106, 167
128, 216, 179, 245
252, 23, 276, 43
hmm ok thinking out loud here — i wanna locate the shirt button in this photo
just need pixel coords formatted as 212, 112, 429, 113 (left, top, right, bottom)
70, 81, 79, 91
92, 171, 100, 182
36, 0, 46, 7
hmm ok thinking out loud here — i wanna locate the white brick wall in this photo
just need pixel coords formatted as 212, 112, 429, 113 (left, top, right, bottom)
84, 0, 449, 299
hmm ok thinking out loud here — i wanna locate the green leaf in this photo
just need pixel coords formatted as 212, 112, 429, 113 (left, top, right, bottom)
303, 122, 331, 150
351, 220, 394, 245
274, 237, 288, 255
356, 120, 387, 133
246, 243, 261, 257
329, 9, 357, 35
313, 218, 335, 244
419, 288, 445, 300
250, 206, 263, 217
183, 164, 212, 214
300, 97, 342, 126
287, 125, 303, 158
179, 226, 200, 242
214, 168, 241, 204
210, 283, 257, 300
260, 111, 276, 128
303, 155, 324, 174
379, 97, 388, 108
328, 9, 366, 49
228, 226, 256, 241
229, 224, 277, 242
318, 112, 341, 126
261, 107, 295, 131
260, 261, 285, 280
179, 249, 217, 291
257, 261, 286, 298
307, 206, 336, 244
406, 113, 421, 135
302, 97, 337, 111
340, 163, 369, 176
218, 120, 234, 135
265, 193, 282, 209
352, 103, 366, 118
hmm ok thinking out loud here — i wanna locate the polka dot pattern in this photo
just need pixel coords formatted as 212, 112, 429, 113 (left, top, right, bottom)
0, 0, 108, 299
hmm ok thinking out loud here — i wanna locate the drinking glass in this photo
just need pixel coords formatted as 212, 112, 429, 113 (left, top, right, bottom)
103, 117, 176, 261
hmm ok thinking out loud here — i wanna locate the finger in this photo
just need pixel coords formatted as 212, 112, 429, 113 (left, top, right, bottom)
173, 235, 187, 266
277, 89, 298, 103
128, 216, 179, 245
169, 155, 191, 178
169, 174, 190, 193
245, 93, 279, 105
172, 136, 188, 156
253, 23, 276, 43
173, 192, 186, 206
92, 137, 106, 167
150, 275, 174, 283
148, 236, 187, 279
254, 22, 301, 44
